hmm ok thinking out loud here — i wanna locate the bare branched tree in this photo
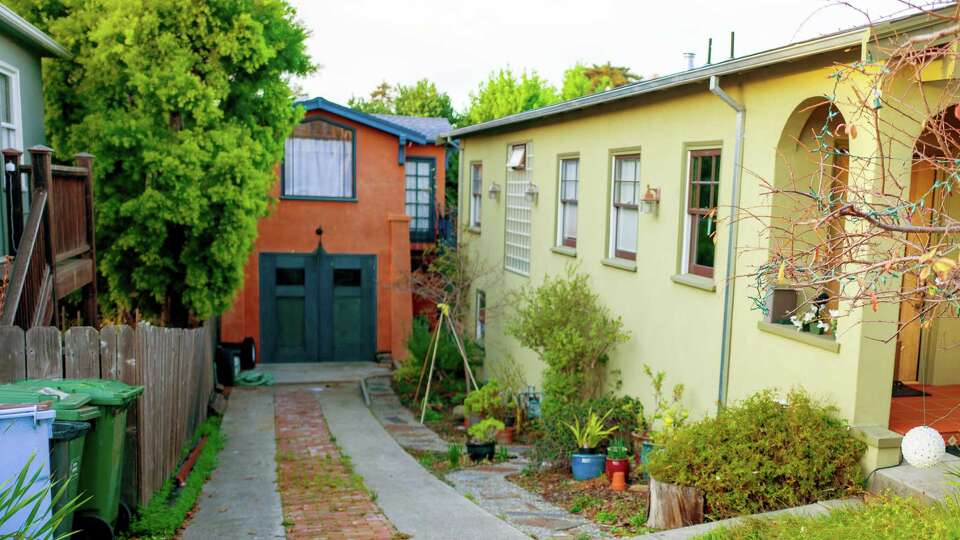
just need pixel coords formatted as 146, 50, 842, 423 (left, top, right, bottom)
743, 2, 960, 341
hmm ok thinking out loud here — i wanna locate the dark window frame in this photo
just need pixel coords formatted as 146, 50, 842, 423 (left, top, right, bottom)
612, 154, 641, 261
687, 149, 721, 277
280, 116, 358, 202
470, 162, 482, 227
559, 157, 579, 248
405, 157, 436, 243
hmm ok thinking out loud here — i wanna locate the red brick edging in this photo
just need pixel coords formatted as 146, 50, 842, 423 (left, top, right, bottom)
275, 388, 396, 540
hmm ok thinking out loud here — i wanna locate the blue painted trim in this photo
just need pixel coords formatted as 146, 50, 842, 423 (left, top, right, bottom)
296, 97, 429, 144
280, 116, 358, 202
398, 136, 406, 165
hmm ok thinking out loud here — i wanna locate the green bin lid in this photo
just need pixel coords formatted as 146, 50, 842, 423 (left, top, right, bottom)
0, 385, 101, 421
11, 379, 144, 407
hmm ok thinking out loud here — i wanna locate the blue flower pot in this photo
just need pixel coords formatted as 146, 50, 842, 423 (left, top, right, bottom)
640, 440, 655, 480
571, 452, 605, 480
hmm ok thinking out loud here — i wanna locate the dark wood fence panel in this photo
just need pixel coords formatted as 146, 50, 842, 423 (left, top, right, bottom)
0, 327, 25, 382
64, 326, 99, 378
26, 326, 61, 379
0, 323, 215, 506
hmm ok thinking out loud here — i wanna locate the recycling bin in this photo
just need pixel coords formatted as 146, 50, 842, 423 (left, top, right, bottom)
0, 386, 100, 537
11, 379, 143, 537
0, 404, 56, 538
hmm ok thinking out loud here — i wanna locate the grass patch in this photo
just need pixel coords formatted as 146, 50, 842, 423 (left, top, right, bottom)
126, 415, 225, 538
697, 496, 960, 539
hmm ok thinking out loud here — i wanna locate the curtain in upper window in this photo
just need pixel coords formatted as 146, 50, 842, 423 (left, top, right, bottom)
283, 119, 355, 199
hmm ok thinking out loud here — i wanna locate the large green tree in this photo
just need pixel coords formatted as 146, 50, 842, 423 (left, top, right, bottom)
13, 0, 312, 324
349, 79, 457, 124
462, 68, 559, 125
561, 62, 641, 100
347, 81, 394, 114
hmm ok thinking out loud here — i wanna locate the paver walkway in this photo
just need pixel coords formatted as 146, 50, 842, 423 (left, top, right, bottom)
274, 386, 395, 539
182, 388, 285, 539
317, 383, 528, 540
365, 375, 607, 539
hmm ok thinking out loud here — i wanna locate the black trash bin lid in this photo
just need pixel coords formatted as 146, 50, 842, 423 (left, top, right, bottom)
51, 420, 91, 441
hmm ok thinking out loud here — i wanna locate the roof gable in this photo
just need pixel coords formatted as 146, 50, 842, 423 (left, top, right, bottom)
0, 3, 68, 58
297, 97, 431, 144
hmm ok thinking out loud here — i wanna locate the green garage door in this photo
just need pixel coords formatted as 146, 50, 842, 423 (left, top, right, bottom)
260, 252, 376, 363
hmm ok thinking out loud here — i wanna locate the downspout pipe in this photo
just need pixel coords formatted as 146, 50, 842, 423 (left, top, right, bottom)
709, 75, 745, 410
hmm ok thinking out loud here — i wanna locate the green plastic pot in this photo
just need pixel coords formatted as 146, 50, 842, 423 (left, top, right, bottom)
10, 379, 143, 531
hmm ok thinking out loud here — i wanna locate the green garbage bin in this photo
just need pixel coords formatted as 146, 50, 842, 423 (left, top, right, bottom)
11, 379, 143, 537
0, 386, 100, 537
50, 421, 92, 536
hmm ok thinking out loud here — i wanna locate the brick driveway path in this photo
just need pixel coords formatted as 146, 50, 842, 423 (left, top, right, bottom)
274, 386, 396, 540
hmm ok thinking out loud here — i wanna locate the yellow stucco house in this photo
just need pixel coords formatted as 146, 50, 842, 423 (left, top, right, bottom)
446, 8, 960, 472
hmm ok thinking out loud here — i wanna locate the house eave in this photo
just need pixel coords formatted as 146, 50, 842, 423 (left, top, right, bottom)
0, 4, 69, 59
445, 5, 957, 139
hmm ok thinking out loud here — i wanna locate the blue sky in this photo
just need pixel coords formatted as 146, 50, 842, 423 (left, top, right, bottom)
289, 0, 940, 111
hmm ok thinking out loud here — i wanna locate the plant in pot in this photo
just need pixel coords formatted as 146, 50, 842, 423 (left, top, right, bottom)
605, 436, 630, 482
465, 380, 517, 443
634, 365, 688, 478
565, 408, 617, 480
466, 417, 504, 462
488, 356, 528, 436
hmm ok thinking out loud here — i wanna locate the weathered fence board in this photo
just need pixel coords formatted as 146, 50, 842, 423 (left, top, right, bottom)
0, 327, 25, 382
27, 326, 61, 379
0, 323, 215, 506
64, 326, 99, 378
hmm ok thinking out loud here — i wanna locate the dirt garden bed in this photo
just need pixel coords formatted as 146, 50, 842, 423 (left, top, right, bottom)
508, 467, 651, 537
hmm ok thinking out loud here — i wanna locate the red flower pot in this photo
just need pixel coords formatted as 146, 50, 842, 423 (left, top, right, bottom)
605, 457, 630, 482
496, 427, 515, 444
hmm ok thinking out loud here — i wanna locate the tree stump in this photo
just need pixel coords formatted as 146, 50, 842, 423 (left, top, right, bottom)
646, 477, 704, 529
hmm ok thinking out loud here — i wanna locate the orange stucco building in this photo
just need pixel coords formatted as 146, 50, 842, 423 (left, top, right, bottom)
220, 98, 450, 363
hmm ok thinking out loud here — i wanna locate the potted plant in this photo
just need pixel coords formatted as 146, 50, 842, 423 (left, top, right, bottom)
463, 380, 504, 428
466, 417, 504, 462
565, 409, 617, 480
605, 436, 630, 482
635, 365, 688, 478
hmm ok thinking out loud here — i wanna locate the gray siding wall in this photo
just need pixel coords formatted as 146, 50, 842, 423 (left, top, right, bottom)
0, 31, 46, 150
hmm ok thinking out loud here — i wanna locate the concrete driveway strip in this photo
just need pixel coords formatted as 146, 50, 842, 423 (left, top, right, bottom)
182, 388, 285, 539
317, 385, 528, 540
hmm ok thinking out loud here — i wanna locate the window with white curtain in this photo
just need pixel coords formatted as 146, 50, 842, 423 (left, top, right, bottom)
283, 118, 355, 199
475, 290, 486, 341
557, 158, 578, 248
610, 154, 640, 260
505, 142, 532, 275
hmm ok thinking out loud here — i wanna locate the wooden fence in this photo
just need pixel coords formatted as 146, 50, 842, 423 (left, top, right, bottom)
0, 322, 215, 505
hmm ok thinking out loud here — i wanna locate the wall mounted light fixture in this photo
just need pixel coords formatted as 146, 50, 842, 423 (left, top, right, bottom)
525, 183, 539, 204
488, 182, 501, 200
639, 185, 661, 214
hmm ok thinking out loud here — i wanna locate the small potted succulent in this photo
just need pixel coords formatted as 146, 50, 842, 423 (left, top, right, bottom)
605, 436, 630, 482
565, 409, 617, 480
466, 417, 504, 462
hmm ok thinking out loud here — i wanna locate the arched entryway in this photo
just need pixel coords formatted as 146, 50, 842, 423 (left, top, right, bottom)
888, 105, 960, 443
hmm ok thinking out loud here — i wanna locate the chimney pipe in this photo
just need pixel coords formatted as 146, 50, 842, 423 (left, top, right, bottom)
707, 38, 713, 65
683, 52, 696, 71
730, 31, 736, 59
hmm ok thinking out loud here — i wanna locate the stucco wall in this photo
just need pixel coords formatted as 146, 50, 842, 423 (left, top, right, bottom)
221, 108, 447, 362
457, 52, 920, 429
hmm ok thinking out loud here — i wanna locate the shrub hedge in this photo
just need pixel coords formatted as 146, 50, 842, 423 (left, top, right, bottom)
647, 390, 865, 520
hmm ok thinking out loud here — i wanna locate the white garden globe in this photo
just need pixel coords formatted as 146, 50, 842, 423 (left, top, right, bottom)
901, 425, 945, 469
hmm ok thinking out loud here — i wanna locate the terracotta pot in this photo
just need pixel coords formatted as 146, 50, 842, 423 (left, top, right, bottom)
611, 471, 627, 492
605, 457, 630, 482
496, 427, 515, 444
